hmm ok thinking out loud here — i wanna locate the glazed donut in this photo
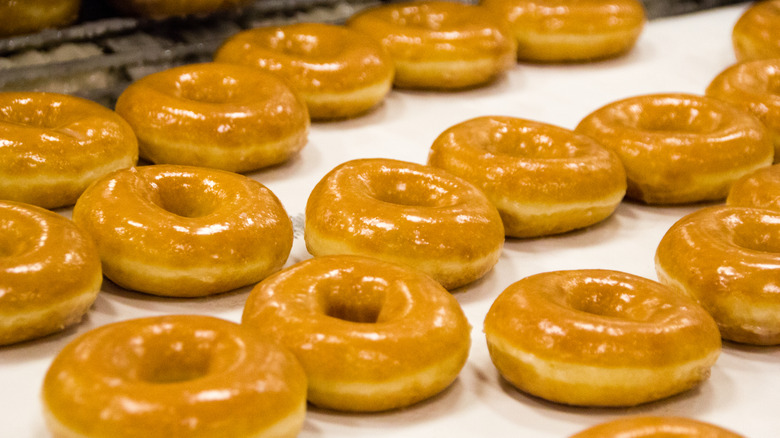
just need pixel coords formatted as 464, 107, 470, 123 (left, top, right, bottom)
42, 315, 307, 438
656, 205, 780, 345
480, 0, 646, 62
347, 0, 517, 90
576, 93, 773, 204
727, 163, 780, 210
484, 269, 721, 406
0, 0, 80, 37
72, 164, 293, 297
0, 92, 138, 209
428, 116, 626, 238
732, 0, 780, 62
108, 0, 254, 19
215, 23, 394, 120
242, 255, 471, 412
706, 58, 780, 161
570, 416, 745, 438
304, 158, 505, 290
0, 201, 101, 346
115, 62, 309, 173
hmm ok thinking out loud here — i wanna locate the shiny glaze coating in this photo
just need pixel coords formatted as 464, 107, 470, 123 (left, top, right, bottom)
0, 92, 138, 209
0, 201, 101, 345
576, 93, 773, 204
305, 158, 505, 290
215, 23, 394, 120
570, 416, 745, 438
115, 62, 309, 173
108, 0, 255, 19
480, 0, 645, 62
727, 163, 780, 210
72, 165, 293, 297
656, 205, 780, 345
42, 315, 307, 438
707, 58, 780, 161
428, 116, 626, 237
242, 255, 471, 412
0, 0, 79, 37
484, 270, 721, 406
732, 0, 780, 62
347, 0, 517, 90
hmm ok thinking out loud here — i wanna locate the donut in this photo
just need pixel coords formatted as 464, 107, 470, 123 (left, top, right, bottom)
0, 0, 80, 37
0, 201, 101, 346
114, 62, 309, 173
570, 416, 745, 438
706, 58, 780, 162
107, 0, 255, 19
304, 158, 505, 290
428, 116, 626, 238
480, 0, 646, 62
241, 255, 471, 412
215, 23, 394, 120
576, 93, 773, 204
656, 205, 780, 345
42, 315, 307, 438
72, 164, 293, 297
347, 0, 517, 90
484, 269, 721, 406
732, 0, 780, 62
727, 163, 780, 210
0, 92, 138, 209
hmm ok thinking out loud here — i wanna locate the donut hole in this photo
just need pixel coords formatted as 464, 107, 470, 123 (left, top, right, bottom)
366, 171, 460, 208
0, 98, 66, 129
318, 275, 391, 323
563, 281, 659, 322
150, 175, 223, 218
480, 129, 584, 159
174, 72, 243, 104
732, 214, 780, 253
0, 213, 44, 257
633, 103, 723, 134
128, 328, 228, 384
390, 5, 447, 30
269, 31, 342, 58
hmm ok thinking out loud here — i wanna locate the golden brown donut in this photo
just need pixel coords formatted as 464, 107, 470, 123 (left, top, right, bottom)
732, 0, 780, 62
242, 255, 471, 412
428, 116, 626, 237
0, 92, 138, 209
0, 0, 80, 37
656, 205, 780, 345
0, 201, 101, 346
72, 165, 293, 297
304, 158, 505, 290
576, 93, 773, 204
727, 163, 780, 210
570, 416, 745, 438
480, 0, 646, 62
707, 58, 780, 161
108, 0, 255, 19
215, 23, 394, 120
347, 0, 517, 90
484, 270, 721, 406
42, 315, 307, 438
115, 62, 309, 173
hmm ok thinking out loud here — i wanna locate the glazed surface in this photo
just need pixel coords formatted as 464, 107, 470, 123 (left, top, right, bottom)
569, 416, 745, 438
732, 0, 780, 61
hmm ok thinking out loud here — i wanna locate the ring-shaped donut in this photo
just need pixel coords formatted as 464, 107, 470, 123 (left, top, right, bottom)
304, 158, 505, 290
347, 0, 517, 90
484, 269, 721, 406
656, 205, 780, 345
707, 58, 780, 161
569, 416, 745, 438
732, 0, 780, 62
115, 62, 309, 173
428, 116, 626, 237
215, 23, 394, 120
241, 255, 471, 412
42, 315, 307, 438
480, 0, 646, 62
576, 93, 773, 204
0, 92, 138, 209
72, 164, 293, 297
0, 201, 102, 345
